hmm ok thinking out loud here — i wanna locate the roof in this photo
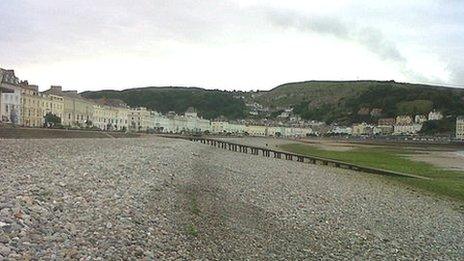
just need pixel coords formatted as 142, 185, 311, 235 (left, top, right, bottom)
94, 98, 128, 108
0, 68, 19, 85
185, 107, 196, 113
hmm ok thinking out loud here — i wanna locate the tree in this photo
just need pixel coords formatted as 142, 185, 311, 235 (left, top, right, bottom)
419, 118, 455, 135
44, 113, 61, 127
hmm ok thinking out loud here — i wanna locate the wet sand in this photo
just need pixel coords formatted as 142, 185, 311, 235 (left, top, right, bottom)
407, 151, 464, 171
221, 137, 464, 172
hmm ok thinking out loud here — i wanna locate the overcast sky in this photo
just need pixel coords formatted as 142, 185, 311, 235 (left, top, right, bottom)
1, 0, 463, 91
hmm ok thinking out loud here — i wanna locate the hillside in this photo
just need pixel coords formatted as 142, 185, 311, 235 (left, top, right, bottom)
82, 81, 464, 124
82, 87, 246, 120
253, 80, 464, 124
250, 80, 373, 109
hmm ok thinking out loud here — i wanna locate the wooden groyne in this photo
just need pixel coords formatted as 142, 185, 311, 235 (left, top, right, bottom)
159, 135, 430, 180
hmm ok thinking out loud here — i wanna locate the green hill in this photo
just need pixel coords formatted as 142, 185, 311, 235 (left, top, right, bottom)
82, 81, 464, 125
81, 87, 246, 120
253, 80, 464, 125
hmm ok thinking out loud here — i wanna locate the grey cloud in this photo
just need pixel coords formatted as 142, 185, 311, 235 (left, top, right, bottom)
1, 0, 463, 87
271, 11, 349, 38
448, 61, 464, 86
267, 9, 406, 63
0, 0, 241, 64
357, 28, 405, 62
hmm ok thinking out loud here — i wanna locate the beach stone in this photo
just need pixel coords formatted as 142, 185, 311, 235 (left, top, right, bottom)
0, 244, 10, 256
0, 137, 462, 259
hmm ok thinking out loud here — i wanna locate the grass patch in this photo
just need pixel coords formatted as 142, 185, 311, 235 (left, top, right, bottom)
190, 196, 201, 216
186, 224, 199, 237
279, 143, 464, 202
37, 189, 53, 200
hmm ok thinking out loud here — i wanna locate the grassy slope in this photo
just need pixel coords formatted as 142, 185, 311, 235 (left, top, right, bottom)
252, 81, 373, 108
279, 143, 464, 202
82, 87, 246, 120
254, 80, 463, 107
253, 80, 464, 124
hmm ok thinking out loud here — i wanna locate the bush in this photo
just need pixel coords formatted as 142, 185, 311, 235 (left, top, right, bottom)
44, 113, 61, 127
420, 118, 455, 135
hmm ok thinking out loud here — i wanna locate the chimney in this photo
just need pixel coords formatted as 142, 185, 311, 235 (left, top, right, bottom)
50, 85, 62, 92
28, 85, 39, 92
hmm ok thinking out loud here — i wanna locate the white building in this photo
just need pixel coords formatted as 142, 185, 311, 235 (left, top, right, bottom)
152, 111, 171, 132
266, 126, 282, 137
171, 115, 211, 133
277, 108, 293, 119
150, 108, 211, 133
245, 125, 267, 136
352, 123, 373, 136
283, 127, 312, 137
114, 107, 130, 131
93, 104, 118, 130
329, 126, 352, 135
415, 115, 427, 124
394, 123, 423, 135
129, 107, 152, 132
0, 69, 21, 124
227, 122, 246, 135
184, 107, 198, 118
181, 107, 211, 132
396, 115, 413, 125
211, 121, 229, 134
92, 104, 129, 131
376, 125, 394, 135
456, 116, 464, 140
428, 110, 443, 121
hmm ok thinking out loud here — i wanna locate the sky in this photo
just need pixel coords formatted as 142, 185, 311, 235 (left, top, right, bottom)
1, 0, 463, 91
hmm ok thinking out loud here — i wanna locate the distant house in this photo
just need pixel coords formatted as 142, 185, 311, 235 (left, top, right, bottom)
377, 125, 394, 135
289, 114, 301, 122
370, 108, 383, 117
211, 121, 229, 134
377, 118, 395, 135
277, 111, 290, 119
277, 108, 293, 119
245, 125, 267, 136
394, 124, 423, 135
456, 116, 464, 140
396, 115, 413, 125
394, 115, 422, 135
428, 110, 443, 121
357, 107, 370, 116
185, 106, 198, 118
352, 123, 373, 136
378, 118, 395, 126
415, 115, 427, 124
1, 69, 22, 124
329, 126, 352, 135
249, 110, 259, 116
